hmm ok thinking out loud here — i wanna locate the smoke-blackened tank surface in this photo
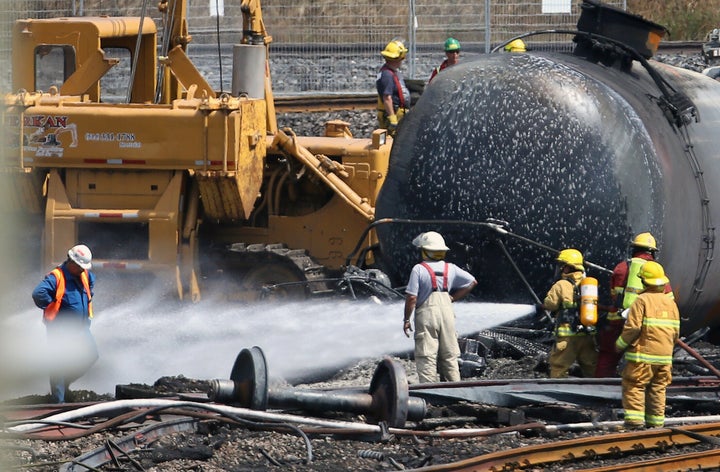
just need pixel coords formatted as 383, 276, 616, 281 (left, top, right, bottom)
376, 51, 720, 334
657, 63, 720, 334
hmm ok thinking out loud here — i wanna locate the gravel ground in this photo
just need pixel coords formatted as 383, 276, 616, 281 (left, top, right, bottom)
3, 52, 718, 471
3, 344, 718, 471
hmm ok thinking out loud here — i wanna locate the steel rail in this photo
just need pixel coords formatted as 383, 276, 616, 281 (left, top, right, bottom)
577, 447, 720, 471
405, 422, 720, 472
656, 40, 704, 56
274, 93, 376, 112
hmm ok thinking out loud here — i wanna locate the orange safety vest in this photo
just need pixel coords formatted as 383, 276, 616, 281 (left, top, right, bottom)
43, 268, 94, 321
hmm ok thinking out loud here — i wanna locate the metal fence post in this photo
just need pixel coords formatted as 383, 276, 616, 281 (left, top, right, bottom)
485, 0, 491, 54
409, 0, 417, 79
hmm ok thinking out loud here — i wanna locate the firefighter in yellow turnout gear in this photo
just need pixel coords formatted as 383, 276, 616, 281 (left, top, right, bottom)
616, 261, 680, 429
542, 249, 598, 378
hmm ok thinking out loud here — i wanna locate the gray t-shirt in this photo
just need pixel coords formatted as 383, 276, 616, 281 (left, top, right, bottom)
406, 261, 476, 306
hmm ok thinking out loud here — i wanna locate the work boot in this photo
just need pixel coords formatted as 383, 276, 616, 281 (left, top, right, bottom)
645, 423, 664, 429
623, 422, 645, 431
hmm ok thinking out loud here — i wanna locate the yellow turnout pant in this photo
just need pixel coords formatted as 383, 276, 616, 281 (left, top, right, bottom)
548, 334, 597, 378
621, 361, 672, 428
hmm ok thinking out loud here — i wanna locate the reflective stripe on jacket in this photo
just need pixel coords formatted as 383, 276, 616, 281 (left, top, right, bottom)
43, 268, 94, 321
610, 255, 674, 321
616, 290, 680, 364
619, 257, 645, 309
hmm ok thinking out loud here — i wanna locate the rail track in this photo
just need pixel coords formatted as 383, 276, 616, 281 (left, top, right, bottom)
275, 93, 378, 112
408, 422, 720, 471
4, 398, 720, 471
656, 40, 705, 56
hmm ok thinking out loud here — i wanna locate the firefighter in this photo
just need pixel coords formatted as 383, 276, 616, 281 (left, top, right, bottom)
376, 38, 411, 136
403, 231, 477, 383
541, 248, 597, 378
428, 38, 461, 83
596, 232, 673, 377
32, 244, 98, 403
504, 39, 527, 52
616, 261, 680, 429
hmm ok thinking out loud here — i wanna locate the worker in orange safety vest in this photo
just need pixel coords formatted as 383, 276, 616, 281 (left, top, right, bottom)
32, 244, 98, 403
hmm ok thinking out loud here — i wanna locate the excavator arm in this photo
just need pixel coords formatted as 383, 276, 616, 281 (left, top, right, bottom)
240, 0, 277, 133
241, 0, 272, 46
159, 0, 190, 52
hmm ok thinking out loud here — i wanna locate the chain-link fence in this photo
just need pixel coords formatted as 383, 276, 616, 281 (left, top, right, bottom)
1, 0, 626, 94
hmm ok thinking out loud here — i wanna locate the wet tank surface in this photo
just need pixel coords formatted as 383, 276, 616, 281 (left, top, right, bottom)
376, 50, 720, 335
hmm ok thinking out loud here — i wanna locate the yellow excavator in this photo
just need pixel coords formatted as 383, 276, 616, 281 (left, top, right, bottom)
1, 0, 394, 302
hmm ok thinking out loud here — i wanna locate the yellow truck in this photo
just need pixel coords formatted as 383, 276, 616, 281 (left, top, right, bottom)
2, 0, 393, 301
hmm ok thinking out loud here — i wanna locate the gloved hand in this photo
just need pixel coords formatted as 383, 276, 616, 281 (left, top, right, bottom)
535, 303, 552, 324
387, 114, 399, 135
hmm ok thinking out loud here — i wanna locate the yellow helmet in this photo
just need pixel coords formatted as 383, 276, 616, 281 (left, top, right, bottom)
381, 39, 408, 60
504, 39, 526, 52
639, 261, 669, 286
556, 248, 584, 271
631, 232, 658, 251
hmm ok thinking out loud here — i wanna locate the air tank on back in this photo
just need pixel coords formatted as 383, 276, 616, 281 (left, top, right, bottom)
375, 0, 720, 336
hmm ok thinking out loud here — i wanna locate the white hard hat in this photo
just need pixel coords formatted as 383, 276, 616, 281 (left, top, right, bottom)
68, 244, 92, 270
412, 231, 449, 251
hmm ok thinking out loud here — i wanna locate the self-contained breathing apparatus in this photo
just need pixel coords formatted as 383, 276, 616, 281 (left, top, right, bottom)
553, 278, 598, 334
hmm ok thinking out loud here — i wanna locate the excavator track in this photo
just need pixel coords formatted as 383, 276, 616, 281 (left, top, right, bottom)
227, 242, 335, 299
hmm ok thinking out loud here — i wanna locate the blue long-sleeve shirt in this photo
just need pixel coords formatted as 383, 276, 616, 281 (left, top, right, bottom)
32, 262, 95, 324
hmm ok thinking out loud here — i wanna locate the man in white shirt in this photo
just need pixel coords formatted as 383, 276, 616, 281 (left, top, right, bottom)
403, 231, 477, 383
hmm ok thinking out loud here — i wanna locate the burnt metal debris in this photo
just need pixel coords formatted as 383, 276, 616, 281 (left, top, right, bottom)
209, 346, 427, 428
409, 376, 720, 409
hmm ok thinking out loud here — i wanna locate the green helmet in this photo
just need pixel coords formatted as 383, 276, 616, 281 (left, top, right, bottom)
444, 38, 461, 52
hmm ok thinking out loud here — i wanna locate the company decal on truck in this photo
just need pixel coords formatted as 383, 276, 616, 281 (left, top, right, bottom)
86, 132, 142, 149
23, 114, 77, 157
23, 114, 143, 157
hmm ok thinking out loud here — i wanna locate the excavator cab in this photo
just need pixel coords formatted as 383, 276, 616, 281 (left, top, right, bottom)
12, 17, 158, 103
